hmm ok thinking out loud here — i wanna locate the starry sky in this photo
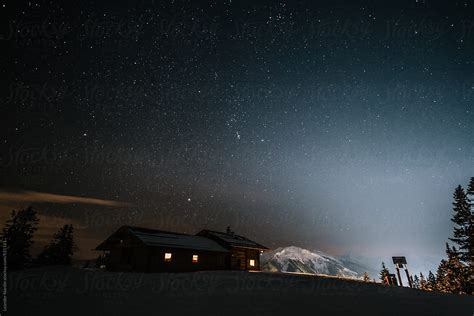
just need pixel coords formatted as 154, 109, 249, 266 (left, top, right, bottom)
1, 0, 474, 274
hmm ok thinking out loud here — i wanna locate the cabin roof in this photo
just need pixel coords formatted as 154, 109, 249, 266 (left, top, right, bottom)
197, 229, 268, 250
97, 226, 230, 253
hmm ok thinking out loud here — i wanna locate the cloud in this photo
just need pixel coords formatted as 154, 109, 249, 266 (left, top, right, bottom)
0, 190, 132, 207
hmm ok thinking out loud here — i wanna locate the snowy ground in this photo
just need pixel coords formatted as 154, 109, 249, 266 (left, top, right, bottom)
7, 267, 474, 316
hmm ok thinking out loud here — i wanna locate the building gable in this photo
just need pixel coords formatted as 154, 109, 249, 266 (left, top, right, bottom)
96, 226, 229, 253
196, 228, 268, 250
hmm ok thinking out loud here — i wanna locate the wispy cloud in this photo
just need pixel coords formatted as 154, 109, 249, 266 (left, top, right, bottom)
0, 190, 131, 207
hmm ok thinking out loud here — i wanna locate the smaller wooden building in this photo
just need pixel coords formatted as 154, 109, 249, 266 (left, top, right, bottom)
197, 227, 268, 271
96, 226, 267, 272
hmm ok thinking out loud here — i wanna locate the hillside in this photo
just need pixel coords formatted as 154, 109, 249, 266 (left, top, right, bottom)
8, 267, 473, 316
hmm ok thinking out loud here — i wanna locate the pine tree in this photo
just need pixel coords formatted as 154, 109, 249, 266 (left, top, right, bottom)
36, 224, 76, 266
435, 244, 467, 294
379, 262, 390, 285
2, 207, 39, 270
465, 177, 474, 294
362, 272, 371, 282
467, 177, 474, 201
427, 271, 436, 291
445, 245, 466, 294
419, 272, 428, 290
449, 185, 472, 264
412, 274, 420, 289
435, 259, 449, 293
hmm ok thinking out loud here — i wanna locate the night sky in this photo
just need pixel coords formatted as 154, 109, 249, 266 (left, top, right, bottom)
2, 0, 474, 274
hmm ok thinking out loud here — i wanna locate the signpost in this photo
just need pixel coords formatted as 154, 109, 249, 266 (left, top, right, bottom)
392, 256, 412, 288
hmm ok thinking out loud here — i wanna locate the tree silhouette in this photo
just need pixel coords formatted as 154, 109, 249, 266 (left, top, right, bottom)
362, 272, 370, 282
427, 271, 436, 291
435, 258, 448, 293
36, 224, 76, 266
412, 274, 420, 289
379, 262, 390, 284
446, 181, 473, 294
2, 207, 39, 270
435, 244, 466, 294
449, 185, 472, 264
419, 272, 428, 290
465, 177, 474, 294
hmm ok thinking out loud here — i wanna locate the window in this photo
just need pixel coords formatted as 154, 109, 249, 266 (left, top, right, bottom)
192, 255, 198, 263
249, 259, 255, 267
164, 252, 172, 262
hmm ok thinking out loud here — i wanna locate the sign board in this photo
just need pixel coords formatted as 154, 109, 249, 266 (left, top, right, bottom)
392, 256, 407, 265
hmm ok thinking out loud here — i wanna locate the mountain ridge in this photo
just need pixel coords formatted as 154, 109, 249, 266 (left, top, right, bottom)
261, 246, 375, 279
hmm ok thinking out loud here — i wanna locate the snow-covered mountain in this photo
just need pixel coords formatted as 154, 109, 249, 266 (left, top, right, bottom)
261, 246, 365, 279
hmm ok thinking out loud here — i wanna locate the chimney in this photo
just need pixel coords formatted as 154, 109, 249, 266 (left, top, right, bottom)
226, 226, 234, 236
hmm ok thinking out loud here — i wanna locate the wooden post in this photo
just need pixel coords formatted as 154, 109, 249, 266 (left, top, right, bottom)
395, 266, 403, 286
404, 267, 413, 288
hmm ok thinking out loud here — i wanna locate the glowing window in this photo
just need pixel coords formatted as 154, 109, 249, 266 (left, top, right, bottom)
249, 259, 255, 267
192, 255, 198, 263
164, 253, 172, 262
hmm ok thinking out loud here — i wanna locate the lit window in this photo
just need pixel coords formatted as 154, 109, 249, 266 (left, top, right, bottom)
249, 259, 255, 267
192, 255, 198, 263
164, 253, 172, 262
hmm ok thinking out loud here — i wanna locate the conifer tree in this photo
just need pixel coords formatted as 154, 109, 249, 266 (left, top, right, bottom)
379, 262, 390, 284
427, 271, 436, 291
36, 224, 76, 266
445, 245, 466, 294
449, 185, 473, 264
412, 274, 420, 289
435, 244, 466, 294
419, 272, 428, 290
363, 272, 371, 282
435, 259, 449, 293
2, 207, 39, 270
467, 177, 474, 201
465, 177, 474, 294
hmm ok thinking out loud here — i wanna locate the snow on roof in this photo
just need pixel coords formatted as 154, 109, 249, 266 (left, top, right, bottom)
198, 230, 268, 249
128, 227, 229, 253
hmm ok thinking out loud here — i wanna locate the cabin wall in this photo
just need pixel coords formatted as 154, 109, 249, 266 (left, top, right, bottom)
245, 249, 260, 270
230, 247, 261, 270
131, 247, 148, 271
106, 245, 148, 272
147, 248, 228, 272
230, 248, 246, 270
106, 246, 228, 272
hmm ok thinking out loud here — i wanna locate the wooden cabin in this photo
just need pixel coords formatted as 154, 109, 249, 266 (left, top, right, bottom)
95, 226, 268, 272
197, 227, 268, 271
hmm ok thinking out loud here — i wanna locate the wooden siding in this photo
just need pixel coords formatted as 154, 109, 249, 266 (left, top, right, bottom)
104, 235, 229, 272
230, 247, 261, 270
146, 247, 227, 273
